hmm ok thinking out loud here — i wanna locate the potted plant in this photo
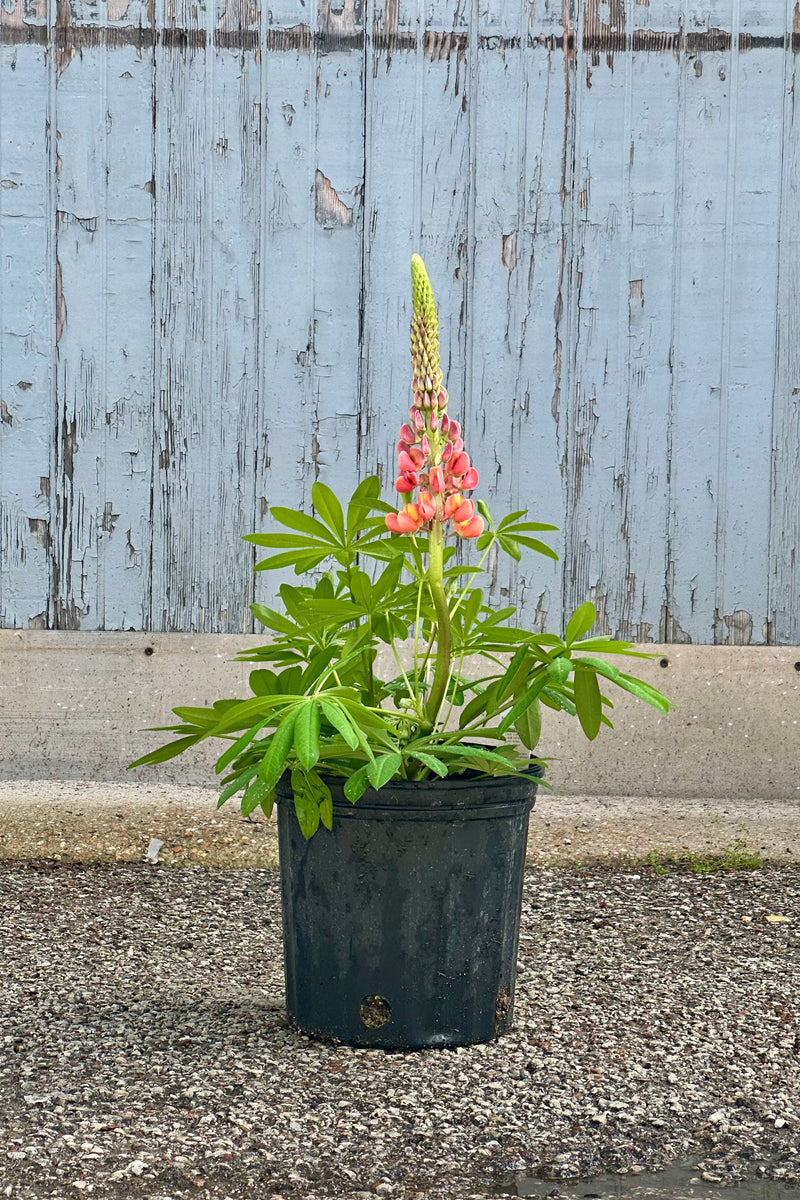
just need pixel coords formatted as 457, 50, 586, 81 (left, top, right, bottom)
131, 255, 671, 1049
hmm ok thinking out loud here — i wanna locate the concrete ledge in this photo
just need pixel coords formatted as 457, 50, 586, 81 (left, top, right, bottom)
1, 631, 799, 802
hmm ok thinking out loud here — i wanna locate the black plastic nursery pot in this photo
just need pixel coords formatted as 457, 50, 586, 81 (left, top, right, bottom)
275, 766, 540, 1050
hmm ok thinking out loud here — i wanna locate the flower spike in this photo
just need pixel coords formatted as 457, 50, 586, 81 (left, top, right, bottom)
386, 255, 484, 540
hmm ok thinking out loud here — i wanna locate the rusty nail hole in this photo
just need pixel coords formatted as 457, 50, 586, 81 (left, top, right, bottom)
144, 646, 155, 657
359, 995, 391, 1029
659, 658, 669, 668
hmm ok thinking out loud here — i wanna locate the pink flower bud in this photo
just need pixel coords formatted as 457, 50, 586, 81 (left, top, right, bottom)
440, 413, 450, 435
400, 423, 415, 444
395, 473, 416, 493
451, 451, 470, 476
451, 437, 464, 456
448, 420, 461, 442
437, 389, 447, 407
455, 514, 484, 539
412, 392, 423, 409
412, 409, 425, 431
420, 434, 431, 456
443, 493, 463, 519
397, 505, 423, 534
441, 442, 453, 463
460, 467, 479, 489
417, 490, 436, 520
429, 465, 446, 494
429, 411, 439, 432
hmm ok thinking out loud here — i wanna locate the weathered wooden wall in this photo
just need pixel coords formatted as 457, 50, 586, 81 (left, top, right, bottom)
1, 0, 798, 643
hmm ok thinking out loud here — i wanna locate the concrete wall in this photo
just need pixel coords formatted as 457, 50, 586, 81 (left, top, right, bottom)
2, 631, 799, 800
2, 3, 800, 644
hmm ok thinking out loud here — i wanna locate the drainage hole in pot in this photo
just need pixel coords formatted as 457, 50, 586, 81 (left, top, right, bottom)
359, 995, 391, 1028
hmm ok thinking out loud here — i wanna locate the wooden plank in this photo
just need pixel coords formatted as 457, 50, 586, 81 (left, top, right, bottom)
53, 40, 156, 630
768, 0, 800, 645
358, 0, 419, 505
663, 42, 734, 644
469, 0, 565, 628
0, 39, 52, 628
714, 47, 782, 645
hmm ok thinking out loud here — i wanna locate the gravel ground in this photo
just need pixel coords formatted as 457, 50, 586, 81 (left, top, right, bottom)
1, 860, 798, 1200
2, 781, 798, 868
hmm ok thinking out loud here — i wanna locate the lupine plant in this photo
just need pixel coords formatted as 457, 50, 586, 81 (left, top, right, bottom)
131, 255, 671, 837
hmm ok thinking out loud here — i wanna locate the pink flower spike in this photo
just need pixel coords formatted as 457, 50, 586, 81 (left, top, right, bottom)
451, 451, 470, 476
395, 474, 416, 493
460, 467, 479, 490
400, 423, 415, 444
429, 465, 446, 494
455, 514, 484, 539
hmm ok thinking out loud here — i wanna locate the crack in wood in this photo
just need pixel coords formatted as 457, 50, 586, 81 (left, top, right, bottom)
0, 23, 792, 52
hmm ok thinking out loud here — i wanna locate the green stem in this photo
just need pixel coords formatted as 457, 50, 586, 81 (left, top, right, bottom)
424, 521, 452, 727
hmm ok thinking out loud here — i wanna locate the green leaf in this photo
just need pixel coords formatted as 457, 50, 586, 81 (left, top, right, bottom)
260, 791, 275, 820
343, 762, 373, 804
217, 765, 259, 807
346, 475, 383, 538
406, 750, 449, 778
319, 698, 360, 749
497, 674, 550, 736
565, 602, 597, 646
514, 696, 542, 750
547, 656, 572, 685
495, 646, 530, 704
512, 536, 559, 561
293, 701, 321, 771
367, 752, 403, 791
253, 549, 330, 574
265, 507, 338, 541
249, 670, 280, 696
242, 776, 271, 817
215, 720, 268, 774
257, 708, 299, 791
574, 664, 602, 740
615, 673, 673, 713
312, 481, 346, 541
291, 769, 321, 839
348, 569, 373, 608
498, 536, 522, 562
128, 734, 203, 769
